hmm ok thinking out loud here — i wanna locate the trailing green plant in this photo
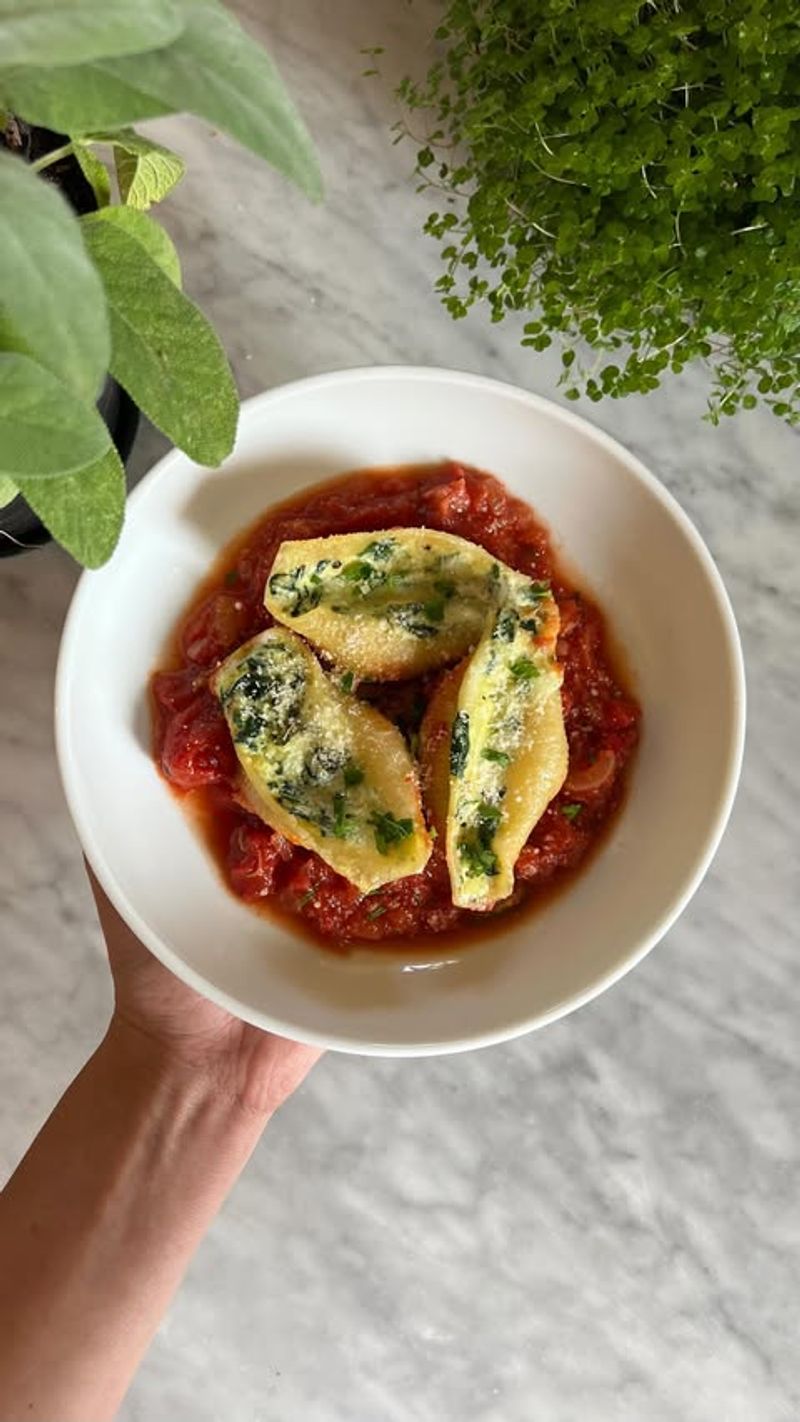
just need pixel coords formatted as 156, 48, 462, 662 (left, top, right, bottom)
0, 0, 321, 566
394, 0, 800, 424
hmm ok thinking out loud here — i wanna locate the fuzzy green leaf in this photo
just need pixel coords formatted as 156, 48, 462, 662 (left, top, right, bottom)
0, 473, 18, 508
0, 62, 173, 131
95, 128, 186, 209
81, 217, 237, 464
0, 63, 174, 131
83, 207, 181, 285
0, 0, 321, 197
16, 443, 125, 567
0, 352, 112, 479
0, 0, 182, 68
0, 153, 109, 401
73, 141, 111, 206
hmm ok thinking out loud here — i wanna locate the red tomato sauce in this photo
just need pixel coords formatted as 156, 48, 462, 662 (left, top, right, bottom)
151, 463, 640, 948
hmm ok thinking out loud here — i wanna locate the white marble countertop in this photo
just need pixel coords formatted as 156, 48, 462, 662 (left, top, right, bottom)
2, 2, 798, 1418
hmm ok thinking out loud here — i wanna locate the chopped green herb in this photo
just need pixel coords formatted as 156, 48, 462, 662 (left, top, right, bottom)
332, 791, 351, 839
388, 602, 440, 638
434, 578, 456, 597
476, 800, 502, 833
519, 616, 539, 634
297, 888, 317, 908
222, 647, 306, 748
458, 838, 499, 878
340, 670, 355, 694
493, 607, 518, 643
562, 803, 583, 822
367, 902, 388, 920
267, 566, 322, 617
361, 537, 396, 561
343, 763, 364, 787
524, 581, 551, 602
268, 570, 300, 600
369, 809, 413, 854
510, 656, 539, 681
422, 596, 446, 623
457, 799, 502, 878
482, 746, 511, 766
450, 711, 470, 777
342, 559, 372, 582
231, 707, 264, 745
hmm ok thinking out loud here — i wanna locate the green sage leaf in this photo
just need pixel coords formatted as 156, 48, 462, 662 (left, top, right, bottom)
92, 127, 185, 209
81, 217, 237, 464
0, 153, 109, 401
0, 352, 112, 479
0, 473, 18, 508
82, 207, 181, 285
0, 0, 182, 68
17, 443, 125, 567
0, 0, 321, 197
0, 62, 173, 132
73, 141, 111, 206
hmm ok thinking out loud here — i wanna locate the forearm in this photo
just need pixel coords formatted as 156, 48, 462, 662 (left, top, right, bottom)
0, 1017, 268, 1422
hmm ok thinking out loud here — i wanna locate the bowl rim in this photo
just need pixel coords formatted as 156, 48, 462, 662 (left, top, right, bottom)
55, 365, 747, 1056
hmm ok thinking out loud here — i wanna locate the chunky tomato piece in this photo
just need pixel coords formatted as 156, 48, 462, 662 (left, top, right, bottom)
421, 467, 471, 525
160, 692, 237, 789
229, 824, 293, 899
180, 592, 256, 666
516, 807, 587, 884
152, 667, 207, 714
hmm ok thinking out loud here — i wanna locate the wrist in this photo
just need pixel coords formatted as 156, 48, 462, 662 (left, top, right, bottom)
102, 1013, 273, 1132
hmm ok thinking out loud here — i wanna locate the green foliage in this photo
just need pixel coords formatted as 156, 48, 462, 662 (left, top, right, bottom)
0, 154, 109, 400
17, 445, 125, 568
82, 215, 237, 465
0, 0, 322, 196
0, 473, 18, 508
0, 352, 112, 478
0, 1, 321, 566
74, 140, 111, 205
96, 127, 186, 209
86, 206, 181, 284
398, 0, 800, 424
0, 0, 181, 68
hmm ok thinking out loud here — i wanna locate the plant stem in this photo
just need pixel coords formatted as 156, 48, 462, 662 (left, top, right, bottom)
31, 141, 76, 173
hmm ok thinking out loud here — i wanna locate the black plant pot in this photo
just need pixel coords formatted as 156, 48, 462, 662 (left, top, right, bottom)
0, 377, 140, 558
0, 119, 141, 558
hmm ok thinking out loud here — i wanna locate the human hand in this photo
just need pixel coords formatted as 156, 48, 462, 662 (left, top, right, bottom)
88, 867, 321, 1119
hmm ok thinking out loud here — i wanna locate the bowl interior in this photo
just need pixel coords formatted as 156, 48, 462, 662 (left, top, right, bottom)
56, 369, 744, 1055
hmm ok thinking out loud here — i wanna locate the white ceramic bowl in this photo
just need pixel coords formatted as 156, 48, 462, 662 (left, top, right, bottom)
56, 368, 745, 1056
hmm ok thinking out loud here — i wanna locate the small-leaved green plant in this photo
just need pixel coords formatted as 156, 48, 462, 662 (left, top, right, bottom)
0, 0, 321, 566
394, 0, 800, 424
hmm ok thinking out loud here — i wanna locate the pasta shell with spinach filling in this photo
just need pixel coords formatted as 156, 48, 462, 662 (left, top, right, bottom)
212, 629, 432, 893
445, 576, 568, 910
264, 528, 502, 679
